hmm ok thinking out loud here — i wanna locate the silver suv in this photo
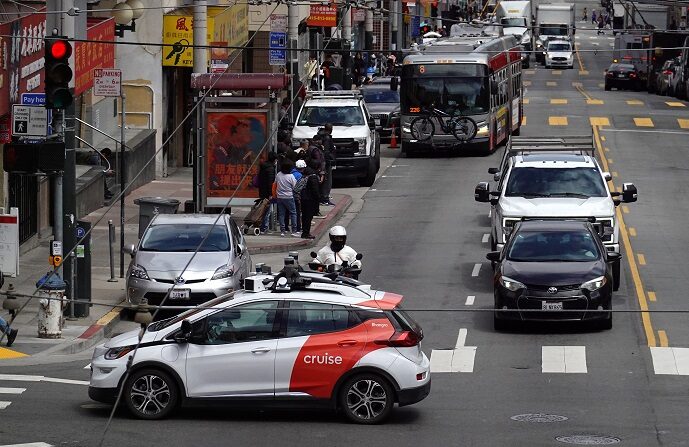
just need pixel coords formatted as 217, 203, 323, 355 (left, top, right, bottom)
125, 214, 252, 310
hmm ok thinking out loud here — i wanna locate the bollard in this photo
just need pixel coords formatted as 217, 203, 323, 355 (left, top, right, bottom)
108, 220, 117, 282
36, 273, 67, 339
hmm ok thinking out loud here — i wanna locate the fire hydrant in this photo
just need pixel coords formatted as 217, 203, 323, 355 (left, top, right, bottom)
36, 273, 67, 339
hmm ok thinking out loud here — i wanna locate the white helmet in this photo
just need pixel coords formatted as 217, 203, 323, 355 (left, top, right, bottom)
329, 225, 347, 251
296, 159, 307, 168
329, 226, 346, 237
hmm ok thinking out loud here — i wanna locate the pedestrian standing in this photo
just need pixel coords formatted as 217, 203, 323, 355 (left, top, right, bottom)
274, 158, 299, 237
258, 152, 277, 234
582, 7, 588, 22
291, 160, 304, 234
299, 165, 321, 239
353, 52, 366, 87
597, 15, 605, 34
318, 124, 336, 206
0, 316, 17, 347
592, 9, 597, 25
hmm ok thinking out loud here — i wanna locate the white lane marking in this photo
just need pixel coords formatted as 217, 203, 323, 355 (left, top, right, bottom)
488, 209, 492, 218
390, 164, 409, 167
84, 363, 91, 370
542, 346, 587, 373
482, 233, 490, 243
471, 263, 482, 277
651, 347, 689, 375
430, 329, 476, 373
465, 295, 475, 306
381, 175, 404, 178
0, 374, 88, 385
0, 401, 11, 410
369, 189, 392, 192
0, 388, 25, 394
0, 444, 53, 447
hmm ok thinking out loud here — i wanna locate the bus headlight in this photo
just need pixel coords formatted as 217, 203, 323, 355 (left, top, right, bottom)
476, 123, 489, 136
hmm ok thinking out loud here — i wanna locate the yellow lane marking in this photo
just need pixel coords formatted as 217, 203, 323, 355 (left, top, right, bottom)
574, 43, 585, 71
0, 347, 28, 359
572, 82, 583, 87
601, 136, 606, 141
648, 291, 657, 302
621, 205, 629, 214
627, 100, 644, 106
549, 116, 568, 126
590, 117, 610, 126
678, 119, 689, 129
552, 70, 562, 75
608, 158, 613, 164
550, 99, 568, 104
587, 99, 604, 105
612, 171, 618, 178
658, 330, 669, 347
95, 308, 120, 327
546, 81, 558, 87
523, 98, 530, 104
593, 125, 656, 347
604, 147, 610, 152
666, 101, 686, 107
628, 226, 636, 236
579, 70, 589, 76
634, 117, 654, 127
521, 116, 527, 125
637, 254, 646, 265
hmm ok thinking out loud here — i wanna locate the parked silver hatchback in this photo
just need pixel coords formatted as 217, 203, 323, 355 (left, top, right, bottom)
125, 214, 252, 311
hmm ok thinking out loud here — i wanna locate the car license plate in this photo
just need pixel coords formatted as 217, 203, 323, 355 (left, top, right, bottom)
375, 119, 381, 125
169, 289, 190, 300
617, 73, 625, 78
542, 301, 563, 311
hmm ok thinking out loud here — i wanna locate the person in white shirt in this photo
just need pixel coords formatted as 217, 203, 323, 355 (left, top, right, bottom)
315, 226, 362, 267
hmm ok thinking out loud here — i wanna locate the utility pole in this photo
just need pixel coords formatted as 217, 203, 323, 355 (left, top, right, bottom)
119, 93, 126, 277
288, 2, 300, 122
391, 0, 398, 51
398, 1, 405, 50
365, 1, 374, 53
342, 1, 352, 89
193, 0, 208, 74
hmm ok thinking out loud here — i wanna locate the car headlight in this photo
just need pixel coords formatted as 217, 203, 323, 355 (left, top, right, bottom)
581, 276, 607, 292
502, 219, 518, 236
130, 264, 150, 280
536, 42, 544, 49
521, 34, 531, 44
499, 275, 525, 292
212, 264, 235, 280
104, 345, 134, 360
354, 138, 368, 155
476, 123, 489, 136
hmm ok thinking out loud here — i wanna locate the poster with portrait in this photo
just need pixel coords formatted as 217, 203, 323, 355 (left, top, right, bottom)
205, 110, 268, 205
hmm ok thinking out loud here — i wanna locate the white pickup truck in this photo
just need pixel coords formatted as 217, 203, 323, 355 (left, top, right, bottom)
474, 135, 638, 290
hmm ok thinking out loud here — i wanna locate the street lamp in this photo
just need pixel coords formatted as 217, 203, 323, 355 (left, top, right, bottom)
112, 0, 145, 38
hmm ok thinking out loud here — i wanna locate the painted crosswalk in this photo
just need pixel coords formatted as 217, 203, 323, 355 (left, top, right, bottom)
430, 329, 477, 373
0, 386, 25, 411
0, 443, 52, 447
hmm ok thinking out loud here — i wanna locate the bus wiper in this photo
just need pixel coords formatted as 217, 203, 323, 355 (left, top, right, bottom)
549, 192, 590, 198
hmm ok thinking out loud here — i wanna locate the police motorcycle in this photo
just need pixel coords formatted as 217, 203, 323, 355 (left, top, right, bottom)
307, 251, 363, 281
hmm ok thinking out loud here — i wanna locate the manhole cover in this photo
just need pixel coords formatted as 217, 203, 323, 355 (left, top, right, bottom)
556, 435, 621, 445
511, 413, 569, 423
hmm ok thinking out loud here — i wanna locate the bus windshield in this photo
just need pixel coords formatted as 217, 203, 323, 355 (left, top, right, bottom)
401, 67, 489, 115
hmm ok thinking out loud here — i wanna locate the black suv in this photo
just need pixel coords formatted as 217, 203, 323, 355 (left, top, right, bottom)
487, 220, 621, 331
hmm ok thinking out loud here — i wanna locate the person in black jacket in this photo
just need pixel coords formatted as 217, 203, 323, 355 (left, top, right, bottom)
318, 123, 336, 206
258, 152, 277, 233
300, 166, 321, 239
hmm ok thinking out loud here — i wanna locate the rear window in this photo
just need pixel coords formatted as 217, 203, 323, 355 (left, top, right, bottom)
386, 307, 423, 339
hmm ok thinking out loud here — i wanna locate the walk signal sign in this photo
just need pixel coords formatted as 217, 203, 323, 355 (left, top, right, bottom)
45, 37, 73, 109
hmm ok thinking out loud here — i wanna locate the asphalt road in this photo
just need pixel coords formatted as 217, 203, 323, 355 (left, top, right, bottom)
4, 20, 689, 447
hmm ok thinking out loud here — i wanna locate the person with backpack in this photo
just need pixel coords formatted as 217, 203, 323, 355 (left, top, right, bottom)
258, 152, 277, 234
274, 158, 300, 237
291, 160, 305, 234
307, 134, 326, 179
318, 124, 337, 206
299, 165, 321, 239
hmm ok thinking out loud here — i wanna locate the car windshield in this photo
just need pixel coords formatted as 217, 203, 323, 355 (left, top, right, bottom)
540, 25, 568, 36
548, 43, 571, 51
148, 296, 231, 331
507, 230, 600, 262
140, 223, 231, 252
362, 89, 400, 103
501, 17, 527, 27
297, 106, 365, 126
401, 76, 489, 115
505, 167, 607, 198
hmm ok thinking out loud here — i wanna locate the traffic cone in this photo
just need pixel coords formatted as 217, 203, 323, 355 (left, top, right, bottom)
389, 123, 398, 149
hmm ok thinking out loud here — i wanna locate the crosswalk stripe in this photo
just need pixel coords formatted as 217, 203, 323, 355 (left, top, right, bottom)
430, 329, 476, 373
634, 117, 654, 127
542, 346, 587, 373
0, 401, 11, 410
677, 119, 689, 129
579, 70, 589, 75
0, 443, 52, 447
590, 117, 610, 126
587, 99, 604, 105
552, 70, 562, 75
546, 81, 557, 87
666, 101, 686, 107
651, 347, 689, 375
0, 387, 25, 394
549, 116, 568, 126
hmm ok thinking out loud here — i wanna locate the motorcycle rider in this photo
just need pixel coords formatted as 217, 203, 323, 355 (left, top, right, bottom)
315, 226, 362, 268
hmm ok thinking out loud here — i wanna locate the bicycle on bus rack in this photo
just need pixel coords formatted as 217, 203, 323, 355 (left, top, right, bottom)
409, 106, 478, 143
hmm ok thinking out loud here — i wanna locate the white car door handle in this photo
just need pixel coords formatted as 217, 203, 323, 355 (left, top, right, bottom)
251, 347, 271, 354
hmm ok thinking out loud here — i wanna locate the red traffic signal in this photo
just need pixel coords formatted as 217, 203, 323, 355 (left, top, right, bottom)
49, 40, 72, 60
45, 37, 73, 110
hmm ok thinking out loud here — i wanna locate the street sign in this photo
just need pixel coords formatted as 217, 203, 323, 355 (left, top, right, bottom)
93, 68, 122, 97
12, 105, 48, 137
269, 31, 287, 66
51, 240, 63, 257
21, 93, 52, 138
270, 14, 287, 32
0, 208, 20, 277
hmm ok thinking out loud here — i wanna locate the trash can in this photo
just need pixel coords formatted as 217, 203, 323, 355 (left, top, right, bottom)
134, 197, 180, 238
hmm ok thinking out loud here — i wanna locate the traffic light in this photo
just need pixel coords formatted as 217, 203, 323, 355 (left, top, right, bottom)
420, 23, 432, 35
3, 142, 66, 173
44, 37, 73, 110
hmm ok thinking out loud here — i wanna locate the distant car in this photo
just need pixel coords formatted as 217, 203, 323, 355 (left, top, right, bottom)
656, 58, 682, 96
125, 214, 252, 316
604, 63, 643, 91
487, 220, 620, 331
544, 40, 573, 69
360, 83, 400, 142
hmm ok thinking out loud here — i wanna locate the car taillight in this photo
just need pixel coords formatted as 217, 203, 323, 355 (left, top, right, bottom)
606, 72, 614, 77
630, 72, 637, 78
663, 70, 673, 75
376, 331, 421, 347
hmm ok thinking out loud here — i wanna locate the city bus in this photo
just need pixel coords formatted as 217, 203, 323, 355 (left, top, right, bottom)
399, 33, 524, 155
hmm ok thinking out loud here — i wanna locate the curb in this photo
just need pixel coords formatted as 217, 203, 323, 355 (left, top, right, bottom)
247, 194, 353, 255
50, 305, 124, 355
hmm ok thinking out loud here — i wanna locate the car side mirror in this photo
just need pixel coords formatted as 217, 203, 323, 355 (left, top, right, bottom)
123, 244, 137, 256
310, 251, 318, 259
603, 172, 612, 181
488, 167, 499, 175
390, 76, 399, 91
486, 251, 501, 262
175, 320, 192, 344
474, 182, 490, 203
606, 252, 621, 262
622, 183, 637, 203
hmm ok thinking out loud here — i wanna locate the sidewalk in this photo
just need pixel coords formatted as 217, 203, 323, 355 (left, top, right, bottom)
0, 168, 351, 363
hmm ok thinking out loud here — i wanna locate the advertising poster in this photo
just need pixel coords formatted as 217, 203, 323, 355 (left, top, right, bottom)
205, 111, 267, 202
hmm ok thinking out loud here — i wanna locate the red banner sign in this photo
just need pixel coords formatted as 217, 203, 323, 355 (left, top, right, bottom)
8, 11, 47, 106
307, 5, 337, 27
75, 17, 115, 96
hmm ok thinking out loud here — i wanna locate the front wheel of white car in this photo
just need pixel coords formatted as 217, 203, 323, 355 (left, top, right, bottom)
339, 374, 394, 424
124, 368, 179, 420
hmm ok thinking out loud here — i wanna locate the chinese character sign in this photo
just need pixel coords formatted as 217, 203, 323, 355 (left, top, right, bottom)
307, 5, 337, 27
74, 18, 115, 96
205, 111, 267, 199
